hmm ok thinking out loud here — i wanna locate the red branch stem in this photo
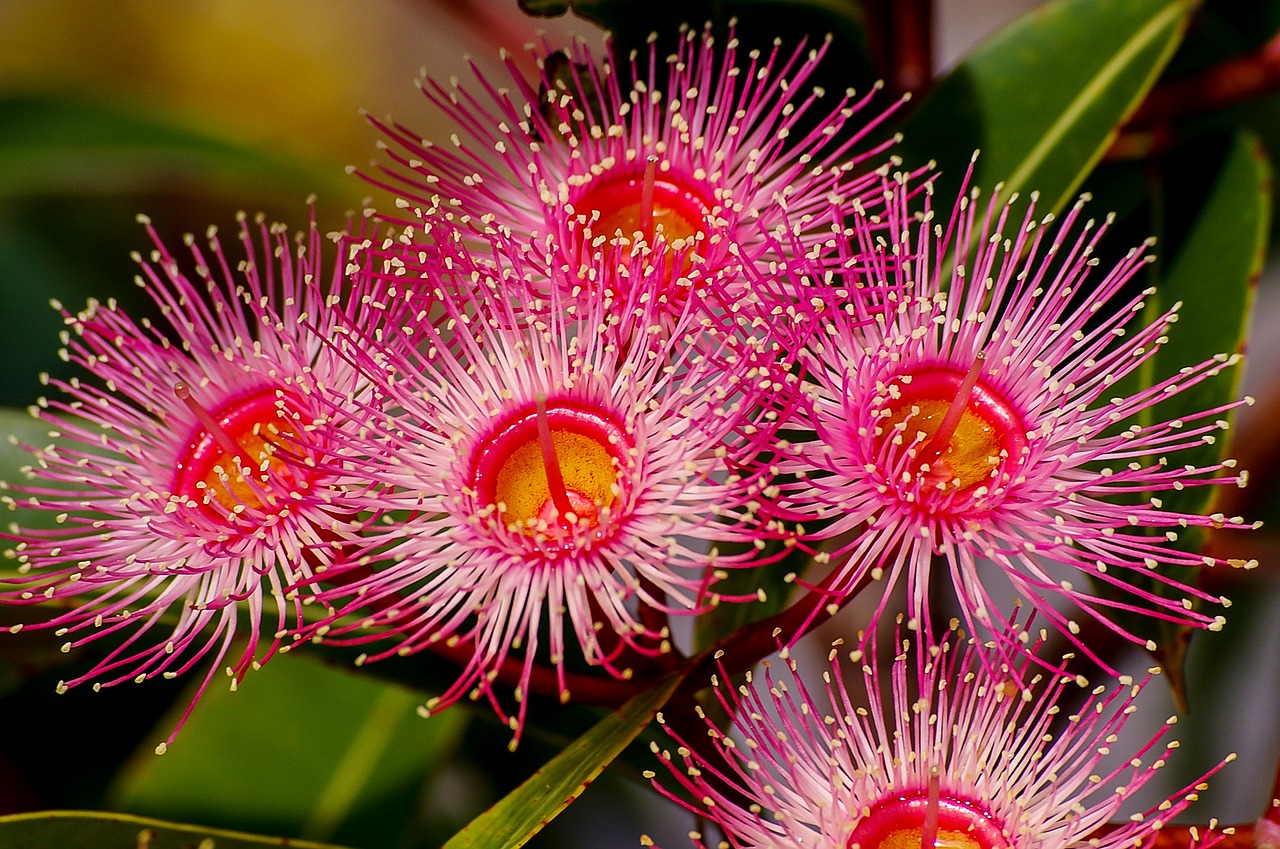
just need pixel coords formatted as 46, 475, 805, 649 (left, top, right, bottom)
1109, 28, 1280, 158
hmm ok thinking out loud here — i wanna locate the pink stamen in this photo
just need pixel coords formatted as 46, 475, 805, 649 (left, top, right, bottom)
174, 381, 256, 474
640, 154, 658, 239
535, 394, 575, 520
921, 768, 941, 849
921, 353, 985, 464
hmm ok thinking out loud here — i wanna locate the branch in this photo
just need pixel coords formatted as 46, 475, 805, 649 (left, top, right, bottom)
1108, 29, 1280, 159
862, 0, 935, 97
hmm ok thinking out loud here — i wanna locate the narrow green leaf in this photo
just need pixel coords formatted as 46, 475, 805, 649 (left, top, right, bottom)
899, 0, 1195, 216
108, 653, 467, 848
1093, 130, 1269, 696
1136, 130, 1269, 510
0, 810, 354, 849
442, 672, 681, 849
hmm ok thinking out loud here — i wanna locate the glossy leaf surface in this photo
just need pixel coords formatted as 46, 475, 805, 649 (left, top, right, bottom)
0, 810, 353, 849
899, 0, 1194, 216
442, 673, 681, 849
108, 654, 467, 848
0, 94, 354, 202
1092, 129, 1270, 696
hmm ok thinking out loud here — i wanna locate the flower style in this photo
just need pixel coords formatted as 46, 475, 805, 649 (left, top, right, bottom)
1, 208, 392, 751
305, 218, 789, 739
649, 622, 1228, 849
769, 172, 1254, 668
361, 24, 903, 303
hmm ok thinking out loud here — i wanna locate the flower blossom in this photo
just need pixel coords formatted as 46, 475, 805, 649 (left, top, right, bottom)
1, 208, 391, 752
767, 171, 1255, 668
648, 621, 1229, 849
361, 24, 903, 306
305, 218, 791, 740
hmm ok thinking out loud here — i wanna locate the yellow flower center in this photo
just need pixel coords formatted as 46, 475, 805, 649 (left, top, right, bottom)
881, 398, 1009, 491
471, 397, 630, 537
879, 360, 1027, 497
871, 825, 987, 849
172, 383, 312, 518
573, 158, 711, 250
494, 429, 620, 528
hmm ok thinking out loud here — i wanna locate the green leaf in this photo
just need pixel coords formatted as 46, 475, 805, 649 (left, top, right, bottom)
0, 406, 70, 534
0, 93, 355, 203
899, 0, 1195, 216
441, 672, 681, 849
107, 653, 468, 848
0, 810, 354, 849
1135, 130, 1268, 515
1090, 130, 1269, 698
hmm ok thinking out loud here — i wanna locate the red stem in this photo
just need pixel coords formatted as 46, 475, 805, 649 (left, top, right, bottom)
683, 563, 862, 688
1130, 30, 1280, 128
891, 0, 933, 95
1109, 28, 1280, 159
862, 0, 935, 97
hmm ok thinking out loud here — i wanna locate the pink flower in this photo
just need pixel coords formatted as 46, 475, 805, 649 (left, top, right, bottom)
769, 172, 1255, 669
1, 209, 391, 751
648, 622, 1229, 849
361, 25, 903, 302
306, 220, 789, 739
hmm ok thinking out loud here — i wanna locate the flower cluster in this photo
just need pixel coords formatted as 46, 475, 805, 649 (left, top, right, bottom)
0, 20, 1256, 849
362, 26, 905, 290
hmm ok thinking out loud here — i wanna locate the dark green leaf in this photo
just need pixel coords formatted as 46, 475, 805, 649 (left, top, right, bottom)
1090, 130, 1269, 696
107, 653, 467, 848
441, 672, 681, 849
899, 0, 1195, 217
693, 542, 806, 653
1134, 130, 1268, 515
1166, 0, 1280, 75
0, 406, 71, 535
0, 809, 354, 849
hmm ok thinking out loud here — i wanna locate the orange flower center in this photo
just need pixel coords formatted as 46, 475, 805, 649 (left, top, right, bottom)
880, 363, 1027, 495
171, 384, 314, 518
471, 398, 630, 536
572, 156, 713, 255
577, 175, 708, 245
846, 791, 1011, 849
